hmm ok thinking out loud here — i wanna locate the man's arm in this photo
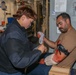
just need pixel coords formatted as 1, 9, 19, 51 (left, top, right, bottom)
57, 47, 76, 67
44, 44, 69, 66
52, 51, 67, 63
37, 31, 57, 48
44, 37, 57, 49
53, 44, 70, 63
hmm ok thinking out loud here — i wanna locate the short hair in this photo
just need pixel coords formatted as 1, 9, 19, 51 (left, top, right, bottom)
13, 6, 37, 20
56, 12, 71, 23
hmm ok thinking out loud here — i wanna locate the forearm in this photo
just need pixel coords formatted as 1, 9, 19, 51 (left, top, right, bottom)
44, 37, 57, 49
9, 50, 42, 68
3, 39, 42, 68
52, 52, 67, 63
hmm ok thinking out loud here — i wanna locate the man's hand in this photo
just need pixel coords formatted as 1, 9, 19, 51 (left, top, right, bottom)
37, 31, 44, 44
37, 44, 47, 53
